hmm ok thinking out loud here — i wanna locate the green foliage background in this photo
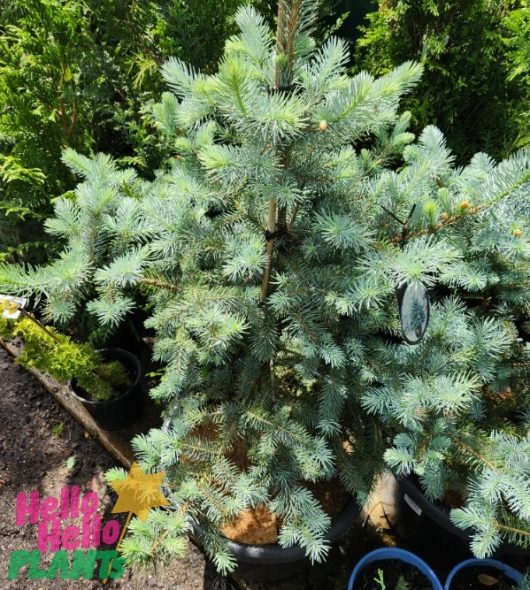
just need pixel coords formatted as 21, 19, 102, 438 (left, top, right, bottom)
0, 0, 353, 264
354, 0, 530, 162
0, 0, 264, 262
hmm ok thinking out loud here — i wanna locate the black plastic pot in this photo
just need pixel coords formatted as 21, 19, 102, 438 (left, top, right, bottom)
397, 475, 529, 562
196, 495, 361, 582
69, 348, 143, 431
160, 417, 361, 581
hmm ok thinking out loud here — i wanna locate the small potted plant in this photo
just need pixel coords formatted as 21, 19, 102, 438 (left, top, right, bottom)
445, 558, 524, 590
0, 297, 142, 430
347, 547, 444, 590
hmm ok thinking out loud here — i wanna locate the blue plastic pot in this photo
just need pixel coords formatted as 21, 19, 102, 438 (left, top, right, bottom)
347, 547, 444, 590
445, 558, 524, 590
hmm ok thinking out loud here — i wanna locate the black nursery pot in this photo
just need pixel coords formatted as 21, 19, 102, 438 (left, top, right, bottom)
69, 348, 143, 431
160, 417, 361, 582
396, 475, 529, 565
198, 497, 361, 582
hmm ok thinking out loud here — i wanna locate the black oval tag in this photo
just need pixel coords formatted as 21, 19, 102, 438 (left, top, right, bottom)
397, 281, 430, 344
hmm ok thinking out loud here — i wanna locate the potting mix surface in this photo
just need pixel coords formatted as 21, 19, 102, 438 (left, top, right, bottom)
449, 567, 520, 590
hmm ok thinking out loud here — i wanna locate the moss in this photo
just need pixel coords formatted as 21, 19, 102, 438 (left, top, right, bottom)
0, 306, 130, 401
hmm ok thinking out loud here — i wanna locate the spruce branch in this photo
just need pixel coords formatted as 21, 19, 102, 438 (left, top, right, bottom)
147, 502, 190, 559
274, 0, 304, 88
260, 197, 277, 303
389, 169, 530, 244
140, 277, 180, 292
453, 438, 498, 472
495, 521, 530, 538
260, 1, 302, 302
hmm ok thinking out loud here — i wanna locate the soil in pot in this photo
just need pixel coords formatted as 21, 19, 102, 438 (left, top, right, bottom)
449, 567, 520, 590
188, 419, 352, 545
221, 478, 351, 544
180, 420, 360, 582
70, 348, 143, 431
356, 560, 435, 590
71, 355, 132, 403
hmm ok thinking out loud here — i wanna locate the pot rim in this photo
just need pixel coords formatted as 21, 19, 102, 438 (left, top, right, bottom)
347, 547, 444, 590
399, 474, 469, 541
399, 474, 530, 558
210, 495, 360, 564
68, 347, 142, 406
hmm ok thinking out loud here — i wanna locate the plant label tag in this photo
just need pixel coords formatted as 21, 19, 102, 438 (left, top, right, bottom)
396, 281, 430, 344
0, 295, 28, 320
403, 493, 422, 516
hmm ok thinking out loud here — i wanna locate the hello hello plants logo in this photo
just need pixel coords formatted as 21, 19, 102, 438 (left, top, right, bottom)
8, 463, 169, 582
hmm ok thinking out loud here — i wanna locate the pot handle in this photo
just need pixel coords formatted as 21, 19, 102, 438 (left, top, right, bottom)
444, 558, 523, 590
347, 547, 444, 590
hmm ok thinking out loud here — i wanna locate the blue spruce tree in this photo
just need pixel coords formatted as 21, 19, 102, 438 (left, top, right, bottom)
1, 0, 529, 571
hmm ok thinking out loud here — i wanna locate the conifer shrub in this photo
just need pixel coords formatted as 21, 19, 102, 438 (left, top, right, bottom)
1, 0, 530, 572
354, 0, 530, 162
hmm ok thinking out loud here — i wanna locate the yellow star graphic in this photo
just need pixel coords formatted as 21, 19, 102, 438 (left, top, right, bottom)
103, 463, 170, 583
110, 462, 170, 521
